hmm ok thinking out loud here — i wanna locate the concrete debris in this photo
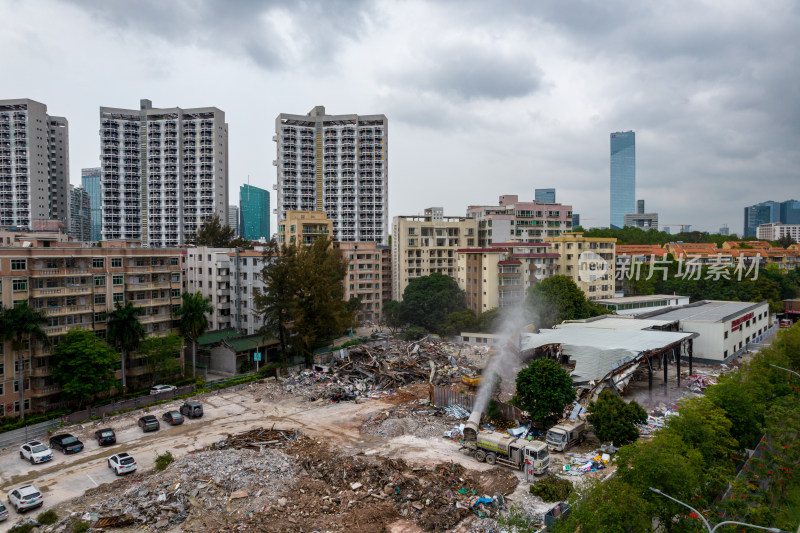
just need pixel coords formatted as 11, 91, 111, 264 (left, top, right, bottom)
211, 427, 299, 451
82, 447, 296, 531
284, 338, 488, 402
444, 404, 471, 419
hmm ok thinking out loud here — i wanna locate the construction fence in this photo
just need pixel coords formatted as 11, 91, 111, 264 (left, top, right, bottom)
428, 384, 528, 422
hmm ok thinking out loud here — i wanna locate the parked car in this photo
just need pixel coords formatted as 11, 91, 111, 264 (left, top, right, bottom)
0, 501, 8, 521
19, 441, 53, 464
162, 411, 184, 425
179, 401, 203, 418
95, 428, 117, 446
7, 485, 43, 513
49, 434, 84, 454
138, 415, 160, 432
108, 452, 137, 476
150, 384, 177, 395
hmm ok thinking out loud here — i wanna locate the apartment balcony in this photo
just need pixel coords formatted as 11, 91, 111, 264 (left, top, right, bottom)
43, 323, 86, 335
30, 367, 53, 378
140, 314, 169, 324
29, 386, 61, 399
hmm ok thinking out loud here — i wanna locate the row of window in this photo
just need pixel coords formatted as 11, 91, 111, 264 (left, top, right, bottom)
8, 257, 181, 271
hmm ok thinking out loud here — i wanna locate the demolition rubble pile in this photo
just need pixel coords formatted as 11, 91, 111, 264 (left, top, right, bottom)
79, 447, 297, 531
362, 399, 461, 439
210, 427, 299, 451
283, 338, 489, 401
190, 433, 519, 532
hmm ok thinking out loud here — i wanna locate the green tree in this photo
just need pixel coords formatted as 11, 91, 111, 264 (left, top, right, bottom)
138, 334, 182, 385
381, 300, 402, 334
105, 301, 145, 391
587, 390, 647, 446
175, 292, 214, 378
439, 310, 479, 337
255, 239, 353, 366
512, 358, 575, 427
552, 478, 651, 533
704, 371, 766, 448
0, 302, 50, 420
194, 215, 237, 247
526, 275, 609, 329
615, 432, 708, 531
662, 396, 738, 468
50, 329, 118, 407
398, 273, 468, 332
478, 307, 502, 333
775, 234, 796, 248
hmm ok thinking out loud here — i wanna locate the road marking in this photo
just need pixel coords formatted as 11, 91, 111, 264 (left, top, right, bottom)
86, 474, 98, 487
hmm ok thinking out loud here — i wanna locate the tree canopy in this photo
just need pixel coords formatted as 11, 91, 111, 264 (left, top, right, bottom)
195, 215, 248, 247
398, 273, 468, 333
512, 358, 575, 427
439, 310, 479, 337
526, 275, 609, 329
254, 238, 354, 365
105, 301, 145, 389
577, 225, 740, 246
587, 390, 647, 446
176, 291, 214, 377
51, 329, 119, 406
138, 333, 182, 385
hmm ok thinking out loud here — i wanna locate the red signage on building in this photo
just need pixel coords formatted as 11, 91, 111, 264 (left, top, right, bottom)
730, 312, 754, 332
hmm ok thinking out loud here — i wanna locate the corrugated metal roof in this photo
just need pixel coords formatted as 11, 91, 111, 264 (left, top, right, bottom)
520, 327, 694, 383
644, 300, 767, 323
558, 316, 673, 330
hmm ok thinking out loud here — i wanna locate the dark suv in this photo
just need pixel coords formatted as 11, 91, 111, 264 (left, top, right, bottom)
179, 401, 203, 418
138, 415, 160, 432
95, 428, 116, 445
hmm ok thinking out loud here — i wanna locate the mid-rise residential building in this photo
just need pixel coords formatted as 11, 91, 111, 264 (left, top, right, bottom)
392, 208, 477, 301
545, 232, 616, 301
0, 242, 183, 415
757, 222, 800, 242
336, 241, 390, 321
610, 131, 635, 229
185, 246, 271, 336
277, 210, 332, 245
624, 199, 659, 229
81, 167, 102, 241
0, 99, 70, 230
456, 242, 559, 314
69, 185, 91, 242
534, 188, 556, 203
228, 205, 239, 235
239, 184, 270, 241
274, 106, 388, 244
100, 99, 229, 247
467, 194, 573, 247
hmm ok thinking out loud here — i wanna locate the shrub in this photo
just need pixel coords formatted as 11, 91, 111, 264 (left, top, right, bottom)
72, 519, 90, 533
529, 476, 573, 502
154, 450, 175, 471
402, 326, 427, 341
37, 509, 58, 525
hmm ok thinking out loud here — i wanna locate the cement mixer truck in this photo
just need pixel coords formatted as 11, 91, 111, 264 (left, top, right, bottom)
462, 411, 550, 478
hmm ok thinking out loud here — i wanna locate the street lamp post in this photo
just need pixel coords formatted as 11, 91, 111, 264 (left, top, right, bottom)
770, 364, 800, 379
649, 488, 785, 533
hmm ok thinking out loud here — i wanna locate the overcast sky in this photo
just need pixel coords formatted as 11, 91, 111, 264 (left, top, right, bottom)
2, 0, 798, 236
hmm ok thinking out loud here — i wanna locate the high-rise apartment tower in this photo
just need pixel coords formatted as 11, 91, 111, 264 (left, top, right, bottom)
69, 185, 91, 241
610, 131, 635, 229
0, 99, 70, 230
239, 184, 270, 241
100, 99, 228, 247
274, 106, 388, 244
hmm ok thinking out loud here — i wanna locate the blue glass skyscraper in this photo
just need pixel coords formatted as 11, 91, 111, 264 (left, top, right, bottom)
535, 188, 556, 203
239, 184, 270, 240
610, 131, 635, 229
743, 199, 799, 237
81, 167, 102, 241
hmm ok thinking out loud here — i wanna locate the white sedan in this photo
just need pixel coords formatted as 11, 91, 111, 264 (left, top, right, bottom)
19, 441, 53, 464
150, 384, 178, 395
108, 452, 138, 475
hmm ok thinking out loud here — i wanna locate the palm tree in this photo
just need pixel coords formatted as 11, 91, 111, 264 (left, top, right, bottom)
1, 302, 50, 420
176, 292, 214, 378
105, 302, 145, 391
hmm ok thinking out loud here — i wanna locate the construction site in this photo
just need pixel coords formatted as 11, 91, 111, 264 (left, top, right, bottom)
0, 332, 730, 533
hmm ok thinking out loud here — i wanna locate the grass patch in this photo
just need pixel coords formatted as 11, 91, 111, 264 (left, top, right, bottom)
36, 509, 58, 525
530, 476, 573, 502
154, 450, 175, 471
72, 519, 90, 533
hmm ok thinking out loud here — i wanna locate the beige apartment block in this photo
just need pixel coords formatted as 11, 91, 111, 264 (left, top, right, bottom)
0, 241, 184, 416
545, 232, 616, 301
467, 194, 573, 247
391, 208, 478, 301
335, 241, 390, 322
277, 210, 333, 245
457, 242, 560, 314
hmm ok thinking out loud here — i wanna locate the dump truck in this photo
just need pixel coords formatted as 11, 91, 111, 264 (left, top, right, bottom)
545, 419, 587, 452
463, 411, 550, 478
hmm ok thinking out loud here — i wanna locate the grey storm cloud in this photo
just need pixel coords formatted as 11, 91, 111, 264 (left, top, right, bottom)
63, 0, 372, 70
